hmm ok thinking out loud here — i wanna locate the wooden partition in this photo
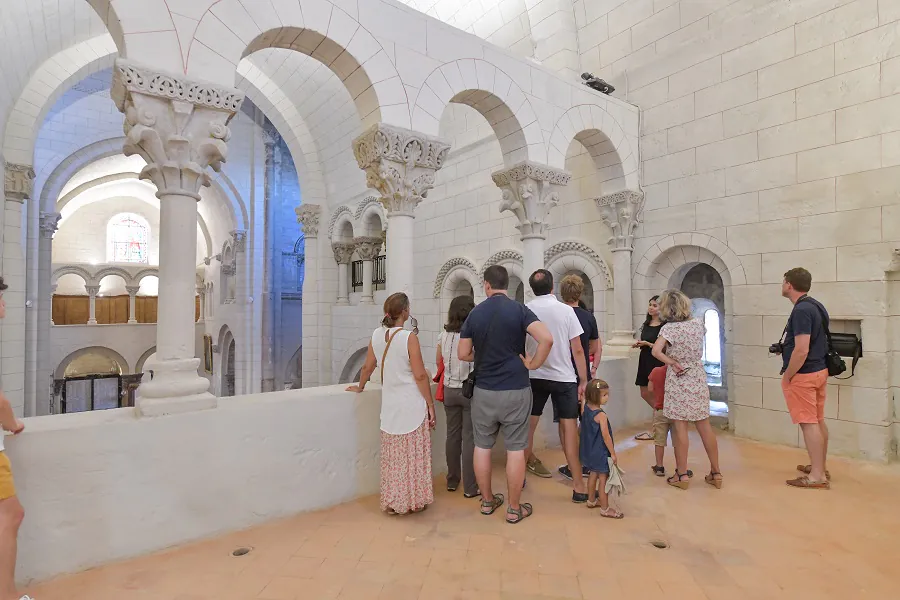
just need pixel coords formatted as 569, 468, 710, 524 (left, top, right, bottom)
52, 295, 200, 325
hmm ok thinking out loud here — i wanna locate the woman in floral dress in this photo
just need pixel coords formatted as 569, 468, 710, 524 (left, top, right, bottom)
651, 289, 723, 491
347, 292, 436, 514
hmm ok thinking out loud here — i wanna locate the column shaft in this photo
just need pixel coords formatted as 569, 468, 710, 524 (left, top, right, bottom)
606, 249, 635, 349
521, 237, 544, 302
386, 215, 414, 295
87, 286, 98, 325
337, 263, 350, 305
361, 260, 374, 304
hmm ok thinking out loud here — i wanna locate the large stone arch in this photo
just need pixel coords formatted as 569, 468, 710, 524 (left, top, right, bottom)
1, 35, 118, 166
548, 105, 639, 192
55, 346, 130, 378
412, 59, 544, 165
186, 3, 409, 129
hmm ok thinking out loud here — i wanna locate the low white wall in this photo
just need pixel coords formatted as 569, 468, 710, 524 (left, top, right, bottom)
8, 356, 643, 585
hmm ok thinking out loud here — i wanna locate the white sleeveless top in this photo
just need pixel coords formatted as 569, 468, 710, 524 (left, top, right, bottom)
371, 326, 427, 435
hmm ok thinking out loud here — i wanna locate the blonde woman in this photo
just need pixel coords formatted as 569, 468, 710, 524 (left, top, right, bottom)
651, 289, 722, 490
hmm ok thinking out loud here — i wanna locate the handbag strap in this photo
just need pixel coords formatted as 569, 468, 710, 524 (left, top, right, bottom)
795, 297, 861, 377
380, 328, 403, 383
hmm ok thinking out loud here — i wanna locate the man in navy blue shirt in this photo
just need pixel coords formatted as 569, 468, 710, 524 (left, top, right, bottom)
779, 267, 831, 489
459, 265, 553, 523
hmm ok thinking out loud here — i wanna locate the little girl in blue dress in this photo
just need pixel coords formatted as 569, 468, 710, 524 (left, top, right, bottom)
580, 379, 623, 518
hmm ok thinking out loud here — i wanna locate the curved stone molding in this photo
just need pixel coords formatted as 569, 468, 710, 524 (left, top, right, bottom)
354, 196, 381, 220
353, 123, 451, 216
328, 205, 354, 241
295, 204, 321, 237
595, 190, 645, 251
480, 250, 524, 282
633, 233, 746, 289
4, 162, 35, 201
433, 257, 478, 298
544, 241, 613, 288
50, 264, 164, 288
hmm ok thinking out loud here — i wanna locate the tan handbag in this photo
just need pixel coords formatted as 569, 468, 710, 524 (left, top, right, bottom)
380, 328, 403, 383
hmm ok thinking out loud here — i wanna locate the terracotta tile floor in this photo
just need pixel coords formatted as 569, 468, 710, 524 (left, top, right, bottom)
24, 428, 900, 599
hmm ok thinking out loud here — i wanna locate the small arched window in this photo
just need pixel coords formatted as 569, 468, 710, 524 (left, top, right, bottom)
107, 213, 149, 263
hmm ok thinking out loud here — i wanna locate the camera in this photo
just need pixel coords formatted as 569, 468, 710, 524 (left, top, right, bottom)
768, 342, 784, 355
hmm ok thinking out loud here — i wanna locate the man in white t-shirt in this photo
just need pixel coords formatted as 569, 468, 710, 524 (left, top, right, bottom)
524, 270, 589, 502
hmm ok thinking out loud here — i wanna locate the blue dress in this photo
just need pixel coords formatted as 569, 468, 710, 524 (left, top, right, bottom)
580, 406, 613, 474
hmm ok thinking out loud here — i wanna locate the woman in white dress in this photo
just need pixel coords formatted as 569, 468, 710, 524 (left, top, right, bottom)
347, 292, 436, 514
651, 289, 723, 491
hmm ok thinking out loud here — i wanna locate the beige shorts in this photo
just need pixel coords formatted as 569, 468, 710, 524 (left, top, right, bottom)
652, 409, 671, 447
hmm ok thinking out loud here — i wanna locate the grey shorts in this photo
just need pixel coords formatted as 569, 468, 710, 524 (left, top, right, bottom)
471, 386, 533, 451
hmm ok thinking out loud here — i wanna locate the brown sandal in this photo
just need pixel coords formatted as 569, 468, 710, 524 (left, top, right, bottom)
506, 502, 533, 524
667, 471, 690, 490
599, 506, 624, 519
705, 471, 723, 489
787, 475, 830, 489
797, 464, 831, 480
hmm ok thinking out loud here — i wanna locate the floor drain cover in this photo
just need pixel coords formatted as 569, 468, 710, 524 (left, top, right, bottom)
650, 540, 669, 549
232, 547, 252, 557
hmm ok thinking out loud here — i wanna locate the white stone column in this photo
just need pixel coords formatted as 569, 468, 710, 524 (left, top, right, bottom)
126, 285, 140, 324
295, 205, 321, 387
354, 236, 381, 305
112, 58, 244, 416
353, 124, 450, 295
332, 242, 354, 305
36, 212, 60, 415
85, 285, 100, 325
492, 161, 572, 302
597, 190, 645, 354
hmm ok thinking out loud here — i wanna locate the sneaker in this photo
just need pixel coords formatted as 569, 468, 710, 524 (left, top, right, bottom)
582, 465, 591, 477
558, 465, 573, 480
527, 456, 552, 478
572, 491, 589, 503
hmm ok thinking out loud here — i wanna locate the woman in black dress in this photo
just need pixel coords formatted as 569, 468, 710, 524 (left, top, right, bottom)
632, 295, 664, 440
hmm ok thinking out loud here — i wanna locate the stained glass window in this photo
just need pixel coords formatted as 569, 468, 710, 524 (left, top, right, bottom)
107, 213, 149, 263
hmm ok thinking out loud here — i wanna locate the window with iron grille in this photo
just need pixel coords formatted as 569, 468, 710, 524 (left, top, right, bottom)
351, 260, 364, 292
374, 255, 386, 290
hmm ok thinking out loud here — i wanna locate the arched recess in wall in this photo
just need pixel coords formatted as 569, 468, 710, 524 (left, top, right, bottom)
412, 59, 545, 166
186, 9, 408, 129
135, 346, 157, 374
544, 241, 613, 333
481, 249, 525, 303
633, 234, 745, 401
547, 105, 640, 193
433, 257, 479, 299
330, 206, 356, 243
285, 346, 303, 389
55, 346, 130, 379
340, 346, 369, 385
355, 196, 387, 237
218, 326, 237, 397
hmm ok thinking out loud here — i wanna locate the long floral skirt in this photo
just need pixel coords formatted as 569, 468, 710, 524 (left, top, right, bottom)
380, 418, 434, 514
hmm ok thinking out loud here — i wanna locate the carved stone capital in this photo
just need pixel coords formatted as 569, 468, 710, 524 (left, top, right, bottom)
331, 242, 356, 265
354, 236, 383, 261
126, 285, 141, 296
85, 285, 100, 297
594, 190, 645, 251
220, 264, 236, 276
4, 163, 35, 202
230, 230, 247, 252
492, 161, 572, 240
39, 211, 62, 237
353, 123, 451, 216
295, 204, 322, 237
111, 59, 244, 200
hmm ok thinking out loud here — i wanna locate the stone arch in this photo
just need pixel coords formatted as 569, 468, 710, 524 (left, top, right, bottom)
39, 138, 123, 212
187, 5, 409, 129
329, 206, 355, 242
548, 105, 639, 191
55, 346, 130, 379
412, 59, 544, 165
51, 265, 93, 286
339, 344, 369, 384
480, 250, 524, 283
135, 346, 157, 374
91, 266, 134, 287
543, 241, 613, 290
56, 173, 143, 211
132, 268, 160, 286
355, 196, 386, 236
433, 258, 479, 299
1, 36, 118, 166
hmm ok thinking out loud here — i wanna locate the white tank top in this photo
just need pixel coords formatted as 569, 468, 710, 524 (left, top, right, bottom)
371, 327, 427, 435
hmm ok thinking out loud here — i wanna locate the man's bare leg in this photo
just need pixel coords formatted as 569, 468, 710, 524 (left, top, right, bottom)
560, 419, 585, 494
820, 419, 829, 470
474, 447, 495, 511
525, 415, 540, 460
800, 423, 827, 482
506, 450, 526, 511
0, 496, 24, 600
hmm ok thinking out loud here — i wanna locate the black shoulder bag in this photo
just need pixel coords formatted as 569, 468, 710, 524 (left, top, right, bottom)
797, 297, 862, 378
461, 300, 502, 399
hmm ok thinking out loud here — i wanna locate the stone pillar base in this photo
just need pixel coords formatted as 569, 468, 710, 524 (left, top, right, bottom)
604, 332, 638, 356
136, 357, 215, 417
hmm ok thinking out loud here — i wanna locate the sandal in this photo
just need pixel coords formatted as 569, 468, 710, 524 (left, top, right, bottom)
797, 464, 831, 480
634, 431, 654, 441
586, 498, 599, 508
651, 465, 665, 477
667, 471, 690, 490
599, 506, 624, 519
705, 471, 723, 489
506, 502, 533, 524
786, 475, 830, 490
481, 493, 504, 515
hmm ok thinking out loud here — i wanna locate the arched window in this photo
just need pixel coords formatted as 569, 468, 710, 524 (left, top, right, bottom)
107, 213, 149, 263
702, 309, 722, 386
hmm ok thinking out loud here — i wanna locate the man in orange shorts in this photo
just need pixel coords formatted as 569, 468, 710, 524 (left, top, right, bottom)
778, 268, 830, 490
0, 277, 30, 600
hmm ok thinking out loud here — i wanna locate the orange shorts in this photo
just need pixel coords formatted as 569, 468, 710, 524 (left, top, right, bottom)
781, 370, 827, 424
0, 452, 16, 500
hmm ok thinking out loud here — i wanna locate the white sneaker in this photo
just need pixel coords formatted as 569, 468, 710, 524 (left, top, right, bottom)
20, 595, 34, 600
